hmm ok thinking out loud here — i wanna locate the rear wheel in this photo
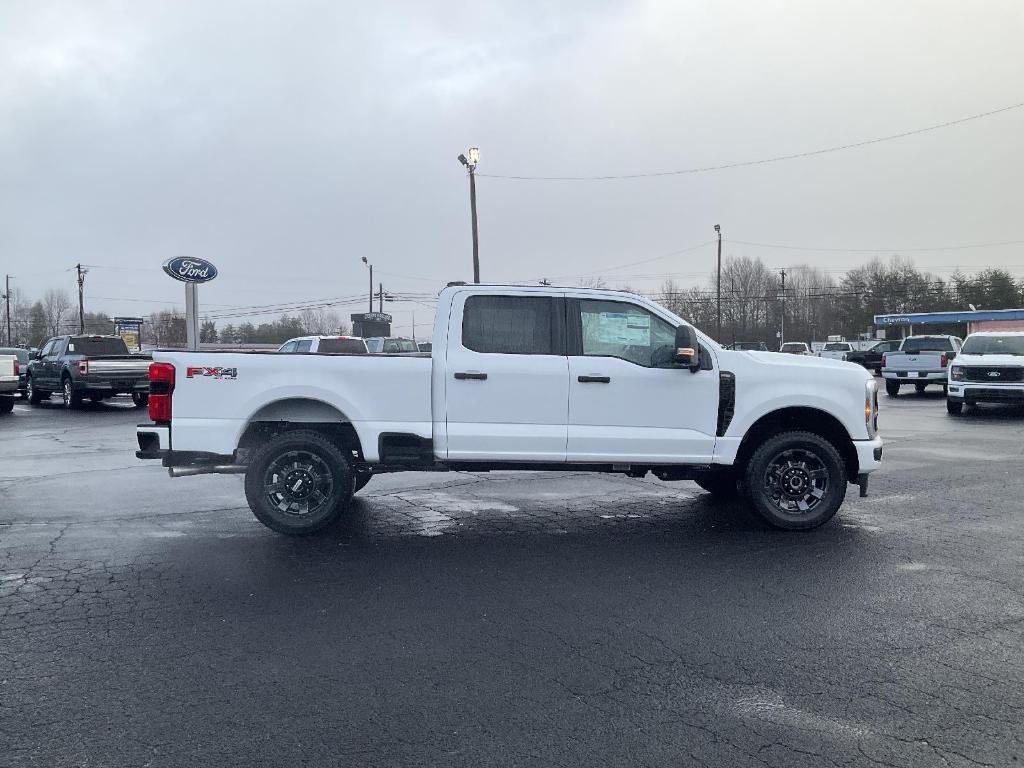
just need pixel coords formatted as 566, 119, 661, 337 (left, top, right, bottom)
914, 383, 927, 394
946, 399, 963, 415
132, 391, 149, 407
885, 380, 900, 397
743, 431, 846, 530
0, 395, 14, 414
694, 469, 739, 499
244, 430, 354, 535
62, 378, 82, 409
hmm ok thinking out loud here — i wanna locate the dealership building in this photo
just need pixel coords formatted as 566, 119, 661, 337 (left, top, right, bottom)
874, 308, 1024, 336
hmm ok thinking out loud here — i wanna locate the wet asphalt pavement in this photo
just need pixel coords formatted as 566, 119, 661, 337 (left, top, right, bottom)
1, 391, 1022, 767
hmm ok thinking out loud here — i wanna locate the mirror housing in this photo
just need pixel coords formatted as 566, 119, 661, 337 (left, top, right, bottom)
674, 326, 701, 372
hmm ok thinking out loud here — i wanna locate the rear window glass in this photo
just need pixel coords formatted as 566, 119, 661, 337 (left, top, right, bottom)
66, 337, 128, 356
824, 343, 850, 351
961, 336, 1024, 356
317, 338, 365, 353
381, 339, 417, 353
901, 337, 953, 353
781, 343, 805, 352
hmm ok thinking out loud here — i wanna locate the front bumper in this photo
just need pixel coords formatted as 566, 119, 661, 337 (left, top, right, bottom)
855, 436, 883, 475
948, 384, 1024, 404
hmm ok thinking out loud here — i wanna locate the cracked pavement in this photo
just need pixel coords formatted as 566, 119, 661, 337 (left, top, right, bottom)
1, 392, 1022, 766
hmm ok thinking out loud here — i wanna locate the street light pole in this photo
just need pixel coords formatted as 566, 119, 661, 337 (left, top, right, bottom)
3, 275, 10, 345
714, 225, 722, 341
361, 257, 373, 312
458, 148, 481, 283
76, 263, 87, 333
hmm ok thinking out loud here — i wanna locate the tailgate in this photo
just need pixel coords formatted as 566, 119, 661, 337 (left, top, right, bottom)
885, 353, 942, 371
86, 359, 151, 377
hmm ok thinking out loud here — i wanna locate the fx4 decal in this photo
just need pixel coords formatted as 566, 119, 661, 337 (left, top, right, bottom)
186, 366, 238, 380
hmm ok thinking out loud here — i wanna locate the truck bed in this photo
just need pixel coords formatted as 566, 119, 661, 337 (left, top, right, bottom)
154, 350, 433, 459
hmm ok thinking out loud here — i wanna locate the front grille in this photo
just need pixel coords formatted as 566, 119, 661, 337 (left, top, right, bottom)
966, 388, 1024, 400
962, 367, 1024, 382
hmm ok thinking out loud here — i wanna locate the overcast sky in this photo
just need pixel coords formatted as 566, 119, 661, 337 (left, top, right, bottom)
2, 0, 1022, 332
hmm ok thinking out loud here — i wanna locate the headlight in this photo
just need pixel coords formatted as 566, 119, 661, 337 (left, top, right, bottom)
950, 365, 966, 382
865, 379, 878, 437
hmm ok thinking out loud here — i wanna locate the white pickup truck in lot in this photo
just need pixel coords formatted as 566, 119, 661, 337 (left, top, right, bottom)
136, 284, 883, 534
947, 332, 1024, 415
881, 335, 962, 397
0, 354, 18, 414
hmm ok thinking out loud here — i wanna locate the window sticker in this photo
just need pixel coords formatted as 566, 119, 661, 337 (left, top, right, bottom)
595, 312, 650, 346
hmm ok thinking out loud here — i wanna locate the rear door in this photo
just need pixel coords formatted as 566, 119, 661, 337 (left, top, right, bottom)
566, 298, 719, 463
444, 292, 568, 461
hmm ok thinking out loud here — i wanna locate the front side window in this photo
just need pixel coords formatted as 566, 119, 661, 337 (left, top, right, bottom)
278, 341, 298, 353
578, 299, 676, 367
462, 295, 555, 355
38, 340, 55, 358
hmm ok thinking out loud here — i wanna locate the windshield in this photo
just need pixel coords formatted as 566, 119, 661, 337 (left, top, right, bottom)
961, 335, 1024, 356
0, 348, 29, 364
781, 343, 805, 352
317, 338, 367, 353
66, 337, 129, 356
823, 343, 850, 351
901, 337, 953, 354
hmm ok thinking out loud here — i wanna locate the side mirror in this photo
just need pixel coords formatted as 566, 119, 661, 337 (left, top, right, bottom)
946, 351, 957, 361
674, 326, 701, 372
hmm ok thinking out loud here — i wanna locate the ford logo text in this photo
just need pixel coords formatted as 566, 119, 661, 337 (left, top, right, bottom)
162, 257, 219, 284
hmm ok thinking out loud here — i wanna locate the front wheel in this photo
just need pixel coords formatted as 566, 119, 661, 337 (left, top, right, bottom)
132, 391, 149, 407
743, 431, 847, 530
26, 376, 45, 405
244, 430, 354, 535
946, 399, 963, 415
885, 380, 900, 397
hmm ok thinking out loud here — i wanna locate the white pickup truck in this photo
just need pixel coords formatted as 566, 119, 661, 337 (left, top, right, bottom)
136, 284, 883, 534
946, 332, 1024, 414
0, 354, 18, 414
881, 335, 962, 397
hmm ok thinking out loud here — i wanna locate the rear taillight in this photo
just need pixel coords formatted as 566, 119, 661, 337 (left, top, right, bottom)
940, 354, 948, 368
78, 360, 89, 376
148, 362, 175, 423
13, 360, 19, 376
881, 353, 887, 368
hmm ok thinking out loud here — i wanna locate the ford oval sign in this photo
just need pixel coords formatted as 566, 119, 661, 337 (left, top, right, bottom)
163, 257, 218, 284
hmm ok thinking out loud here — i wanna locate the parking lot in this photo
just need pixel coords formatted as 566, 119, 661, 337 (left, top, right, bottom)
1, 391, 1022, 767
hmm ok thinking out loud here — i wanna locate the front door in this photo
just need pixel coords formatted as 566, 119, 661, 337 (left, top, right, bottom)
444, 292, 569, 461
566, 298, 719, 464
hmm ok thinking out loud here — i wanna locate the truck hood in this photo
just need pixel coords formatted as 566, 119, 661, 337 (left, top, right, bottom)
955, 354, 1024, 367
723, 349, 867, 374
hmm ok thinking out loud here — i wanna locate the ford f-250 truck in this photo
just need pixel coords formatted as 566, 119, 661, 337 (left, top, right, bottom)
136, 285, 883, 535
27, 335, 151, 408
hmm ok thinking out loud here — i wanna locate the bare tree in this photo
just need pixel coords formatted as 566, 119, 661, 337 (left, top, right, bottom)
298, 308, 347, 335
42, 289, 72, 336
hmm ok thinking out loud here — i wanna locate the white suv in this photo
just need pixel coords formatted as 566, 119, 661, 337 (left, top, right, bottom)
277, 336, 368, 354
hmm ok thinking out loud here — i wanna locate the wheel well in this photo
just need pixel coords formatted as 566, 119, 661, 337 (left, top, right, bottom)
735, 407, 858, 480
237, 398, 364, 462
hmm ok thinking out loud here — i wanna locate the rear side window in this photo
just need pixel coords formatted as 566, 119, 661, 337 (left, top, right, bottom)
901, 337, 953, 353
462, 295, 555, 355
317, 338, 363, 353
295, 340, 314, 353
278, 341, 298, 353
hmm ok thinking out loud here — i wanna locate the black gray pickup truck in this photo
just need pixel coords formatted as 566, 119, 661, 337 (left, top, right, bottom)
26, 335, 152, 408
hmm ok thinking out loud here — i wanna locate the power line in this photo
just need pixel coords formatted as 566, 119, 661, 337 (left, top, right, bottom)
478, 100, 1024, 181
728, 237, 1024, 253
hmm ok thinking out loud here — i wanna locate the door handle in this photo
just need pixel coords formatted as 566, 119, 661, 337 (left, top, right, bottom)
577, 375, 611, 383
454, 371, 488, 380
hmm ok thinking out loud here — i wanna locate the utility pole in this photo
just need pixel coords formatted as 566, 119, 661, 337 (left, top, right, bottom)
714, 225, 722, 341
458, 148, 481, 283
780, 268, 787, 346
361, 257, 373, 312
76, 264, 86, 333
378, 282, 384, 313
3, 275, 10, 345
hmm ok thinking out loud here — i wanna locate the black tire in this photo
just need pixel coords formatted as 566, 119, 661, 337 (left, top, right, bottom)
132, 392, 149, 407
89, 395, 103, 404
743, 430, 847, 531
0, 395, 14, 414
244, 430, 354, 535
946, 399, 963, 415
353, 469, 373, 493
26, 376, 45, 405
61, 377, 83, 409
914, 383, 927, 394
885, 380, 900, 397
694, 469, 739, 499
